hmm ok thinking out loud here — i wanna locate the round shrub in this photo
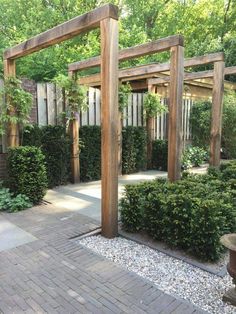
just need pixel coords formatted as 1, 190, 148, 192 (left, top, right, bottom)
7, 146, 48, 204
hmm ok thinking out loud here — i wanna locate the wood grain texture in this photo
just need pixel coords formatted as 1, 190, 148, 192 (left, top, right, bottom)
4, 4, 118, 59
168, 46, 184, 182
69, 35, 184, 71
210, 61, 225, 167
3, 59, 19, 147
100, 18, 119, 238
70, 119, 80, 183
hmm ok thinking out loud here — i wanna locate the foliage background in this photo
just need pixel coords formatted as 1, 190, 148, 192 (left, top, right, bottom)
0, 0, 235, 81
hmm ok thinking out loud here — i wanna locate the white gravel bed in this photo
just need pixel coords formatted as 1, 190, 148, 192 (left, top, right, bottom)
77, 235, 236, 314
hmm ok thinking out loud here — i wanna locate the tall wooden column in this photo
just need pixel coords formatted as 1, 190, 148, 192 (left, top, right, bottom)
168, 45, 184, 182
210, 61, 225, 167
146, 84, 155, 168
70, 119, 80, 183
118, 110, 122, 175
100, 17, 119, 238
3, 59, 18, 148
68, 70, 80, 183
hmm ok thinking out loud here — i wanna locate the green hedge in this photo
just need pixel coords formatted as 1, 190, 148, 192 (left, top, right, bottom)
23, 125, 71, 188
80, 125, 147, 179
151, 139, 168, 171
122, 126, 147, 174
80, 125, 101, 182
120, 170, 236, 261
23, 124, 147, 184
7, 146, 47, 204
190, 93, 236, 158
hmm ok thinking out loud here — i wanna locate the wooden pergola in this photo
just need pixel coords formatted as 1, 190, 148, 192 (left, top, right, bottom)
3, 4, 120, 238
68, 35, 185, 183
69, 51, 232, 180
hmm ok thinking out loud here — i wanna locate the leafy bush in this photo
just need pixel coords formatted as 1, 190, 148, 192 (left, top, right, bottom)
41, 126, 71, 187
190, 93, 236, 158
151, 139, 168, 171
80, 125, 101, 181
189, 100, 211, 149
122, 126, 147, 174
23, 125, 71, 188
0, 187, 32, 212
222, 93, 236, 158
143, 93, 167, 118
7, 146, 47, 204
120, 174, 236, 261
182, 145, 208, 169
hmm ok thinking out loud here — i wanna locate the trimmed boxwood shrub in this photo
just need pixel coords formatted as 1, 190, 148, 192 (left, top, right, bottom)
7, 146, 47, 204
120, 173, 236, 261
80, 125, 101, 182
151, 139, 168, 171
23, 125, 71, 188
122, 126, 147, 174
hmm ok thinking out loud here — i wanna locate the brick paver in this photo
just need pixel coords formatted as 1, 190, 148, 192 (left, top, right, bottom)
0, 205, 206, 313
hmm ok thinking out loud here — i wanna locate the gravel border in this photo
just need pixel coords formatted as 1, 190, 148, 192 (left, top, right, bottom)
76, 235, 236, 314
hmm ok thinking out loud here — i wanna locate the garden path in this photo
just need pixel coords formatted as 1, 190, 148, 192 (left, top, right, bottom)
44, 167, 207, 222
0, 202, 206, 313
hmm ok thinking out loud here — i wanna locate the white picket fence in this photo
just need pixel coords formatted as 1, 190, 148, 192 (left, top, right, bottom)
36, 83, 193, 141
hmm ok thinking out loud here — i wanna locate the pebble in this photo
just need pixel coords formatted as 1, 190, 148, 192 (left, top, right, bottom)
77, 235, 236, 314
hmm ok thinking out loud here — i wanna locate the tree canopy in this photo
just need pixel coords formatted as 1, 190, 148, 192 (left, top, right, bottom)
0, 0, 235, 81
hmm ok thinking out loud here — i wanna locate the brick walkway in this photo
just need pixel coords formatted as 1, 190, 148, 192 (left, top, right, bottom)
0, 205, 206, 314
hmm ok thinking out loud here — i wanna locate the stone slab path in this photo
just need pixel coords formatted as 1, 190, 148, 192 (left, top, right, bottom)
0, 204, 206, 314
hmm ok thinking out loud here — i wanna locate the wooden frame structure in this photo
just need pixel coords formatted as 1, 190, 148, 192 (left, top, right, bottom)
69, 52, 229, 178
3, 4, 119, 238
69, 35, 185, 182
148, 54, 228, 168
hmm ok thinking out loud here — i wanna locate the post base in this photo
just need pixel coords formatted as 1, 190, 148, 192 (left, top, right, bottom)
223, 287, 236, 306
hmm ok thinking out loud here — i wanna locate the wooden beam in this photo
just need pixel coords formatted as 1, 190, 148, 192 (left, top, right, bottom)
210, 61, 225, 167
168, 45, 184, 182
100, 18, 119, 238
4, 4, 118, 60
184, 52, 224, 67
77, 52, 225, 86
148, 64, 236, 85
225, 66, 236, 76
69, 35, 184, 71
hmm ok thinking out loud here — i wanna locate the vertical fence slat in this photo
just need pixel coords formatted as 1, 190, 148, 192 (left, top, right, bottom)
37, 83, 47, 126
89, 87, 95, 125
47, 83, 56, 125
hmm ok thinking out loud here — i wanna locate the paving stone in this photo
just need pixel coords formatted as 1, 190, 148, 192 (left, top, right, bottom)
0, 206, 205, 314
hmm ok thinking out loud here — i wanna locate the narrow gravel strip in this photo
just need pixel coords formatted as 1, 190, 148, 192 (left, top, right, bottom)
77, 235, 235, 314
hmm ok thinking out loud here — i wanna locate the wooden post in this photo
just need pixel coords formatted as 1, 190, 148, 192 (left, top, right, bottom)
68, 71, 80, 183
210, 61, 225, 167
70, 119, 80, 183
100, 17, 119, 238
118, 110, 123, 175
3, 59, 19, 148
168, 45, 184, 182
146, 84, 155, 169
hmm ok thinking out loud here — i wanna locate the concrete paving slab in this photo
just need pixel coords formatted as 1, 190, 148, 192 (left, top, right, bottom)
0, 217, 37, 252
